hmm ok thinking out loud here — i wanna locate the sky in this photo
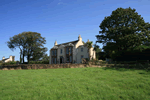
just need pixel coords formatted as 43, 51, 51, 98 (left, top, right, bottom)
0, 0, 150, 61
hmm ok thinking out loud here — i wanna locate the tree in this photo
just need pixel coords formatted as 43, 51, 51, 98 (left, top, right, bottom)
7, 32, 28, 63
7, 32, 47, 63
84, 40, 93, 60
41, 54, 49, 61
24, 32, 47, 63
96, 7, 150, 61
93, 44, 102, 60
29, 47, 48, 61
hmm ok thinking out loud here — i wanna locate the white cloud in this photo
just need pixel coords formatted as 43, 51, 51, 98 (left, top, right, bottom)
57, 0, 68, 5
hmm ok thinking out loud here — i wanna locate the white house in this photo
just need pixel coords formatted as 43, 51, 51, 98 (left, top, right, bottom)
49, 35, 96, 64
2, 56, 15, 63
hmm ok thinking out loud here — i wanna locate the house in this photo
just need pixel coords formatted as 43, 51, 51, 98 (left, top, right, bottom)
2, 56, 15, 63
49, 35, 96, 64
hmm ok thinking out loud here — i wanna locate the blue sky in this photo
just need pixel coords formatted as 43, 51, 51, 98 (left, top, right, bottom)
0, 0, 150, 61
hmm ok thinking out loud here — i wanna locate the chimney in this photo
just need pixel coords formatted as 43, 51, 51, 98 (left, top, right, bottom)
10, 55, 12, 60
87, 39, 90, 42
2, 56, 5, 60
54, 41, 57, 46
78, 35, 82, 41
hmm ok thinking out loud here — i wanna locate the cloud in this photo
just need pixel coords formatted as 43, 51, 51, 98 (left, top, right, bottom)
57, 0, 68, 5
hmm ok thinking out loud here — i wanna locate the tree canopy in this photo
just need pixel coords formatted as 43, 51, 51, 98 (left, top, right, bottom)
7, 32, 47, 63
96, 7, 150, 61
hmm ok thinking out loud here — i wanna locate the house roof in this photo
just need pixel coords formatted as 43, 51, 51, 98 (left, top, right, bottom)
56, 40, 79, 47
2, 58, 9, 61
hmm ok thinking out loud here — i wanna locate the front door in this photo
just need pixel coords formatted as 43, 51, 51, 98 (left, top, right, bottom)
60, 56, 63, 64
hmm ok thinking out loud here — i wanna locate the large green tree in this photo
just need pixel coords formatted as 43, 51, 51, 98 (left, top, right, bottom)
7, 32, 47, 63
7, 32, 28, 63
96, 7, 150, 61
93, 43, 102, 60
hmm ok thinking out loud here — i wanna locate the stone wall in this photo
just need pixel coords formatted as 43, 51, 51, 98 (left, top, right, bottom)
0, 63, 97, 70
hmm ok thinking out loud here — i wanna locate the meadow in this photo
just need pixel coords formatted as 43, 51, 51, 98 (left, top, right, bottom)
0, 67, 150, 100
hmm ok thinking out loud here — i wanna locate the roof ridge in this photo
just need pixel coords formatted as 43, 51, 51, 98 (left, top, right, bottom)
56, 40, 78, 46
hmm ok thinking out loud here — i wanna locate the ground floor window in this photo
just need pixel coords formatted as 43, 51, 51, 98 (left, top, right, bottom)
55, 58, 57, 64
52, 57, 57, 64
70, 56, 72, 62
81, 55, 84, 59
66, 57, 69, 62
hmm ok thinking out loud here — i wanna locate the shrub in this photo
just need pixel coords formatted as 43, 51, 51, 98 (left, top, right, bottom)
2, 61, 16, 66
28, 60, 49, 64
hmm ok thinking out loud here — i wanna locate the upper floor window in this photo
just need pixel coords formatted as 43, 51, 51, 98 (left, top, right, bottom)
70, 47, 72, 54
55, 50, 57, 56
81, 48, 83, 52
52, 50, 54, 56
52, 50, 57, 56
66, 47, 69, 54
61, 49, 62, 54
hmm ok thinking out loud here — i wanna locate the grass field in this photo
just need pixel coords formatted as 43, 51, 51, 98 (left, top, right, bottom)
0, 67, 150, 100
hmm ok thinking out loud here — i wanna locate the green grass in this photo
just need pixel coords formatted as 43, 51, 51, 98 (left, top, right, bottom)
0, 67, 150, 100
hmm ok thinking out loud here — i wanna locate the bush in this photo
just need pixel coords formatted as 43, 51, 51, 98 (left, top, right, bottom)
28, 60, 49, 64
2, 61, 16, 66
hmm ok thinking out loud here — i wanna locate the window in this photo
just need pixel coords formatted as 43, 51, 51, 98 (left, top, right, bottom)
81, 55, 84, 59
67, 57, 69, 62
52, 50, 57, 56
55, 58, 57, 64
52, 51, 54, 56
81, 48, 83, 52
81, 55, 84, 63
52, 58, 54, 64
70, 47, 72, 54
61, 49, 62, 54
66, 48, 69, 54
70, 56, 72, 62
55, 50, 57, 56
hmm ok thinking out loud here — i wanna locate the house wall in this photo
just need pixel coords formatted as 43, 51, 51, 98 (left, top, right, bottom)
72, 46, 77, 63
3, 56, 15, 63
76, 46, 88, 63
75, 40, 83, 48
57, 47, 65, 63
4, 59, 11, 63
49, 35, 96, 64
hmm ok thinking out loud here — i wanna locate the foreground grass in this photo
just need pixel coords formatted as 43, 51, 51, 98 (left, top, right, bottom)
0, 67, 150, 100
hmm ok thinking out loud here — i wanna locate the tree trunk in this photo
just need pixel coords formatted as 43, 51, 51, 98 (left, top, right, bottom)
19, 48, 23, 64
27, 54, 30, 64
23, 53, 25, 63
20, 54, 22, 64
